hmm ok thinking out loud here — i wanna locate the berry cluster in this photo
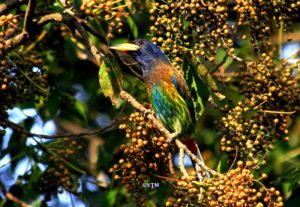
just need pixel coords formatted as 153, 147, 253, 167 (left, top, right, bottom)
80, 0, 131, 39
165, 173, 201, 206
241, 54, 299, 114
149, 0, 300, 66
111, 112, 173, 206
40, 138, 83, 204
0, 14, 19, 35
220, 54, 299, 163
203, 161, 283, 207
0, 14, 19, 56
164, 161, 283, 207
150, 0, 231, 65
0, 52, 48, 139
233, 0, 300, 50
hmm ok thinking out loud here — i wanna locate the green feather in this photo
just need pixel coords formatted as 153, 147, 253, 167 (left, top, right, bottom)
150, 84, 194, 135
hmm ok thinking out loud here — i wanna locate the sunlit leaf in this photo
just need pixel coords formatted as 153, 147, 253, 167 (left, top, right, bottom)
98, 59, 123, 108
127, 16, 139, 39
64, 37, 79, 63
196, 63, 225, 100
183, 61, 210, 118
286, 186, 300, 207
75, 100, 87, 122
215, 48, 233, 71
217, 155, 230, 173
106, 190, 117, 206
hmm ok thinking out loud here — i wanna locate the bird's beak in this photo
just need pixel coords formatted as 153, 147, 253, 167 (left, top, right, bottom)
110, 43, 140, 52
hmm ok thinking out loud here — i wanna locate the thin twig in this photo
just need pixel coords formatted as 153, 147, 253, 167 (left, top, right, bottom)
10, 60, 47, 95
79, 19, 107, 45
282, 49, 300, 63
37, 12, 105, 65
29, 136, 86, 174
212, 71, 242, 79
228, 145, 238, 171
0, 180, 31, 207
168, 152, 175, 175
179, 148, 189, 177
261, 110, 296, 115
221, 38, 244, 62
200, 0, 207, 7
5, 119, 115, 139
73, 19, 104, 66
211, 54, 228, 74
23, 0, 36, 33
174, 139, 216, 176
151, 174, 181, 182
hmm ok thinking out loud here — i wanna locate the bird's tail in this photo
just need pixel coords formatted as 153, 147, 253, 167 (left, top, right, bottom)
181, 139, 210, 181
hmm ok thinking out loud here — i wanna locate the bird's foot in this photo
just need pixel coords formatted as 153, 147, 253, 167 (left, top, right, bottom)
167, 132, 179, 142
142, 108, 153, 118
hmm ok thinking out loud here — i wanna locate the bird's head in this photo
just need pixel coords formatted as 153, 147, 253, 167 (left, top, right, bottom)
110, 39, 170, 77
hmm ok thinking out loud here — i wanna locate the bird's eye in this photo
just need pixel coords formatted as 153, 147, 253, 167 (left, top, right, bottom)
134, 40, 144, 46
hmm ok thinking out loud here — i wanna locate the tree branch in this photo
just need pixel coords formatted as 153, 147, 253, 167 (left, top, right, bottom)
22, 0, 36, 33
179, 147, 189, 177
0, 180, 31, 207
4, 13, 69, 52
0, 0, 26, 15
38, 12, 104, 64
36, 12, 68, 25
5, 119, 115, 139
4, 12, 105, 64
119, 90, 218, 177
168, 152, 175, 175
79, 19, 107, 46
4, 31, 29, 51
221, 37, 244, 62
73, 19, 104, 66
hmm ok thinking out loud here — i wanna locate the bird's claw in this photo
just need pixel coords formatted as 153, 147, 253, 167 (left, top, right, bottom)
142, 108, 153, 118
167, 132, 179, 142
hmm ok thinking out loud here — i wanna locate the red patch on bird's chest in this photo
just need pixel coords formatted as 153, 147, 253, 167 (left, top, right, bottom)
181, 139, 198, 155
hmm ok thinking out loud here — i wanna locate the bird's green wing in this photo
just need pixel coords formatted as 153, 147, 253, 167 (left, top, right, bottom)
170, 69, 196, 123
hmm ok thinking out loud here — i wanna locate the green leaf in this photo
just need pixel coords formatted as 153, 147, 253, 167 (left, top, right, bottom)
127, 16, 139, 39
7, 132, 27, 171
196, 64, 218, 91
64, 37, 79, 63
217, 155, 230, 173
183, 61, 210, 118
277, 167, 300, 191
286, 186, 300, 207
36, 89, 59, 121
98, 59, 123, 108
22, 164, 42, 203
97, 145, 113, 169
215, 48, 233, 71
106, 190, 117, 206
196, 63, 225, 100
75, 100, 87, 122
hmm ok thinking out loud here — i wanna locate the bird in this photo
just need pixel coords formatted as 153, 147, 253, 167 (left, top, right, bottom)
110, 39, 209, 180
